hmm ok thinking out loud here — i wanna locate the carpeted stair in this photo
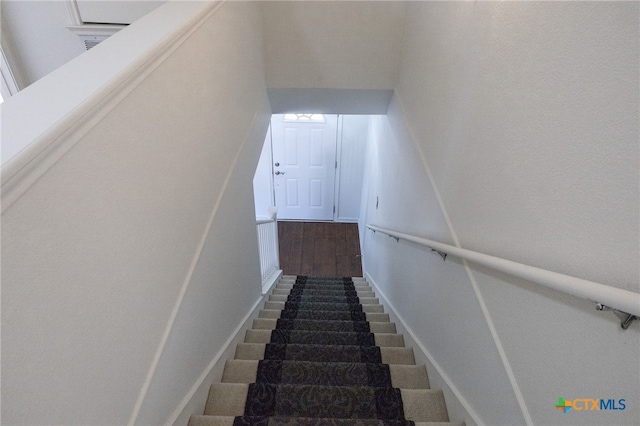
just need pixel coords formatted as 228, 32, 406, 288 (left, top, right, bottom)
189, 276, 464, 426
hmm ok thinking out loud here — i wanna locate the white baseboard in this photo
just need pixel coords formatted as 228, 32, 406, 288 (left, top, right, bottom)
364, 272, 482, 426
262, 269, 283, 295
168, 283, 277, 426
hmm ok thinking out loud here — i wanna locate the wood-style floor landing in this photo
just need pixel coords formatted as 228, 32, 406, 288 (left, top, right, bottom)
278, 222, 363, 278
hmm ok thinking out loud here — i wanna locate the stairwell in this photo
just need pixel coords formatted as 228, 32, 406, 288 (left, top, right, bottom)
188, 275, 463, 426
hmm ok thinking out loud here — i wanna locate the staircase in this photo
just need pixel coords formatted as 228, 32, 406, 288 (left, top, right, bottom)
189, 276, 463, 426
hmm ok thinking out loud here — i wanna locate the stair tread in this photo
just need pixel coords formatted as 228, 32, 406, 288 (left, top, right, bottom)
265, 301, 385, 313
281, 276, 364, 279
259, 309, 390, 322
210, 382, 434, 391
235, 343, 416, 365
269, 294, 380, 304
273, 287, 374, 294
245, 329, 405, 347
188, 415, 465, 426
189, 415, 463, 426
277, 284, 372, 291
252, 318, 396, 333
205, 383, 449, 422
282, 282, 366, 287
223, 359, 429, 388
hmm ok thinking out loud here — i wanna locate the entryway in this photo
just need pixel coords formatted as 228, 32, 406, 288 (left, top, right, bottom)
278, 221, 362, 277
253, 114, 370, 223
272, 114, 338, 220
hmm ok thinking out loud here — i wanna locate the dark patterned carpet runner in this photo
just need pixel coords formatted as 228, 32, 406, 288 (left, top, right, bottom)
230, 417, 416, 426
263, 343, 383, 364
190, 276, 455, 426
233, 276, 411, 425
254, 360, 392, 387
242, 383, 405, 419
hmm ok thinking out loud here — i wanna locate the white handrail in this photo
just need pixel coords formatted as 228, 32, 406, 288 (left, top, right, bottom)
367, 224, 640, 318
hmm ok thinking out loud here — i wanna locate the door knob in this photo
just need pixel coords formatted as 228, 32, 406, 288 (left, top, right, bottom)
275, 171, 285, 175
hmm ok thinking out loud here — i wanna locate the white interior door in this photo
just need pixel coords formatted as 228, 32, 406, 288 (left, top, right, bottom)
271, 114, 338, 220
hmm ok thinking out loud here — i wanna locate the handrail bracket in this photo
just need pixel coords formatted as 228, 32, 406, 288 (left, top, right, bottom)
596, 303, 638, 330
431, 248, 447, 261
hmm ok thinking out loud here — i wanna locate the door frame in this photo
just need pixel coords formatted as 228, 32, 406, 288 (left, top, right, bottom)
270, 113, 339, 221
256, 114, 356, 223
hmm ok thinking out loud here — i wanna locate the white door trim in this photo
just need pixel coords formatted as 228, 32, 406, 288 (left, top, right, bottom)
271, 114, 338, 221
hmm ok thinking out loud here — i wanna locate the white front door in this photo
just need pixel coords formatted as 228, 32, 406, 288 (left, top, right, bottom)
271, 114, 338, 221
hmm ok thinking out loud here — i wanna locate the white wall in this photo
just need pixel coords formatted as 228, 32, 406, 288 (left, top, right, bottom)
1, 2, 270, 424
263, 1, 405, 91
267, 88, 393, 115
336, 115, 368, 222
76, 0, 164, 24
361, 2, 639, 426
254, 126, 275, 219
397, 2, 638, 292
262, 1, 404, 116
0, 14, 29, 93
361, 111, 519, 425
1, 1, 86, 86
